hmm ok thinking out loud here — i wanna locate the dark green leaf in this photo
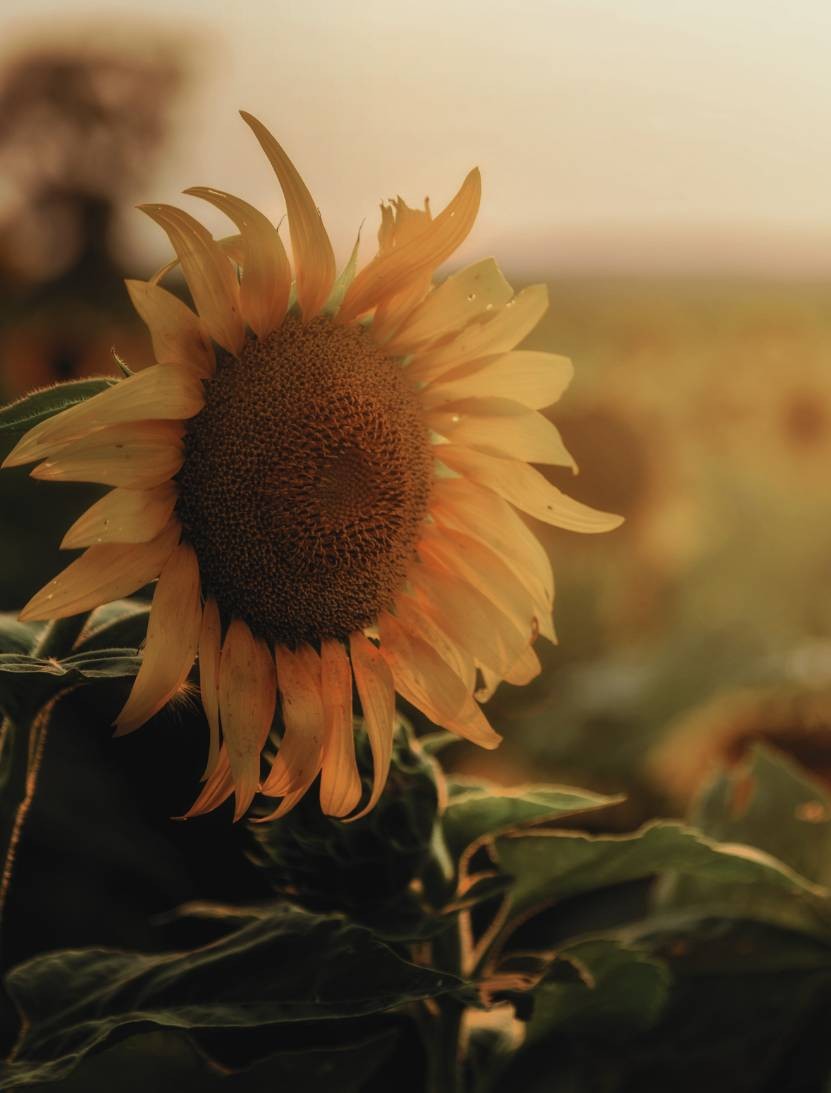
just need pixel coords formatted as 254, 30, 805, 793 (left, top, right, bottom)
2, 903, 464, 1087
74, 601, 150, 653
0, 379, 117, 438
0, 615, 38, 656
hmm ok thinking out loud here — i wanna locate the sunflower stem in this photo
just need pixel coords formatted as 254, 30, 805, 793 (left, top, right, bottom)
35, 614, 89, 659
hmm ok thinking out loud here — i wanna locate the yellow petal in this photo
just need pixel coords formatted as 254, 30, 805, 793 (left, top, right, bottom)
394, 591, 476, 691
338, 168, 481, 324
422, 351, 574, 412
408, 559, 529, 678
319, 639, 361, 818
430, 477, 555, 642
261, 643, 325, 798
427, 398, 576, 469
139, 203, 245, 355
385, 259, 513, 354
185, 748, 234, 817
504, 643, 541, 686
61, 482, 178, 548
31, 420, 185, 488
114, 542, 202, 735
407, 284, 549, 385
378, 612, 501, 749
199, 596, 222, 781
240, 112, 336, 320
437, 445, 623, 532
125, 279, 214, 377
218, 619, 277, 820
346, 631, 395, 821
3, 365, 204, 468
20, 520, 180, 622
185, 187, 291, 339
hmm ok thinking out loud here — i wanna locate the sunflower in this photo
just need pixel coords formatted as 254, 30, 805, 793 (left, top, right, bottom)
3, 113, 621, 822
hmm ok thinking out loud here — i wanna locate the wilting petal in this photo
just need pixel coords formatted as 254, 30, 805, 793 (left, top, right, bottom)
319, 639, 361, 818
3, 364, 204, 468
407, 284, 549, 385
427, 398, 576, 469
430, 477, 555, 641
31, 420, 184, 488
339, 168, 481, 324
140, 203, 245, 355
422, 351, 574, 412
61, 482, 178, 548
199, 596, 222, 781
347, 630, 395, 821
218, 619, 277, 821
408, 559, 529, 678
437, 445, 623, 532
20, 520, 180, 622
386, 259, 513, 354
378, 612, 501, 748
114, 542, 202, 735
125, 279, 214, 377
185, 187, 291, 338
261, 643, 325, 799
241, 112, 336, 320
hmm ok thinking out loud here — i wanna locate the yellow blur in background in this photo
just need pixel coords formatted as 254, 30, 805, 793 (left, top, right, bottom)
1, 1, 830, 823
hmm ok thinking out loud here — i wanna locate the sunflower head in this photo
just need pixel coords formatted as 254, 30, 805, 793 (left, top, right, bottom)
3, 111, 621, 822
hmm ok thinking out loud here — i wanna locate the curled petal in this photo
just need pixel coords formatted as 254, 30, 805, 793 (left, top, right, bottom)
319, 639, 361, 818
31, 420, 185, 488
125, 279, 214, 377
139, 203, 245, 354
185, 187, 291, 338
20, 520, 181, 622
3, 365, 204, 468
407, 284, 549, 385
114, 542, 202, 735
240, 112, 336, 320
61, 482, 178, 548
347, 631, 395, 821
437, 445, 623, 533
339, 168, 481, 324
422, 351, 574, 412
218, 619, 277, 820
262, 644, 325, 799
378, 612, 501, 749
185, 748, 234, 817
427, 397, 577, 469
199, 597, 222, 781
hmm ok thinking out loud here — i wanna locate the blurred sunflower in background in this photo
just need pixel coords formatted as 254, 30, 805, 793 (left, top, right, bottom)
3, 112, 620, 822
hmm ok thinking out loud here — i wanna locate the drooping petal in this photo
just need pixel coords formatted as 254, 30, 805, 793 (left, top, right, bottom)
198, 596, 222, 781
125, 279, 215, 377
437, 445, 623, 532
218, 619, 277, 820
430, 477, 555, 641
240, 112, 336, 320
422, 351, 574, 412
139, 203, 245, 354
114, 542, 202, 735
185, 747, 234, 817
347, 630, 395, 821
407, 284, 549, 385
394, 590, 476, 691
385, 259, 513, 354
20, 520, 181, 622
61, 482, 178, 548
31, 420, 185, 488
2, 364, 204, 468
338, 168, 481, 324
427, 398, 577, 469
319, 639, 361, 818
185, 187, 291, 338
261, 643, 325, 798
378, 612, 501, 749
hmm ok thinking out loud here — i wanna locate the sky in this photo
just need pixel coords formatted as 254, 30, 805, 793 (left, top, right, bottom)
3, 0, 831, 276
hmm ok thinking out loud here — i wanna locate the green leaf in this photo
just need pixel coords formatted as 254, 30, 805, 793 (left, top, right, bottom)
495, 819, 828, 927
0, 615, 38, 656
0, 378, 117, 438
74, 601, 150, 653
443, 778, 624, 863
2, 903, 465, 1088
0, 649, 140, 722
525, 937, 670, 1046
